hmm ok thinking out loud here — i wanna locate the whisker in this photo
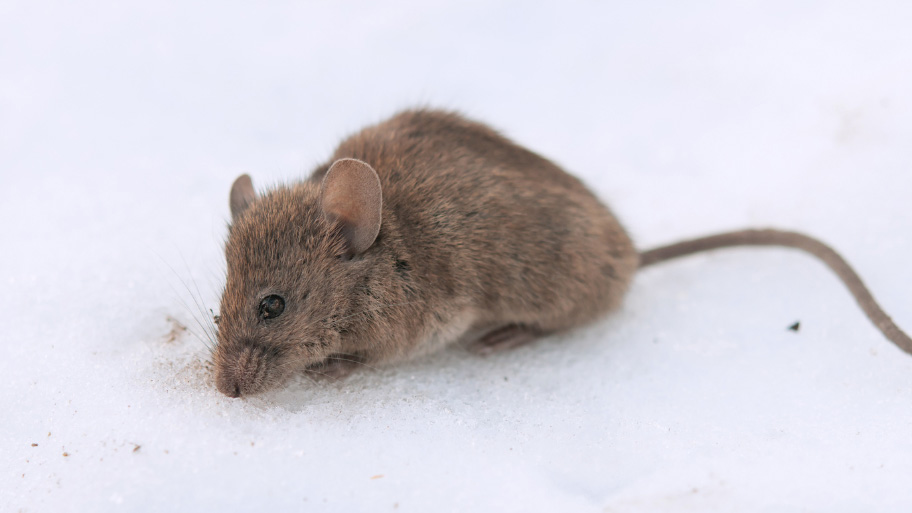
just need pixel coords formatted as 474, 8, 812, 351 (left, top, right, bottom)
178, 252, 219, 343
153, 250, 218, 351
176, 253, 220, 346
302, 367, 340, 383
295, 371, 319, 386
164, 312, 205, 346
324, 355, 380, 372
163, 275, 217, 351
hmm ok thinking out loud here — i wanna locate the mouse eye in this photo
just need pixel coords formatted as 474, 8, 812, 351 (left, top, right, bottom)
258, 295, 285, 320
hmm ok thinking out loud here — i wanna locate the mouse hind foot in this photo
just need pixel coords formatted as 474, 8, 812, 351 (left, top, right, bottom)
465, 324, 543, 356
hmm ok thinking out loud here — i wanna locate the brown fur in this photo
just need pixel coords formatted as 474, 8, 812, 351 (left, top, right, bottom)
214, 109, 639, 397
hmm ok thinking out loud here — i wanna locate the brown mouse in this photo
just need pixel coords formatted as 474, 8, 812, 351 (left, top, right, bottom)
212, 109, 911, 398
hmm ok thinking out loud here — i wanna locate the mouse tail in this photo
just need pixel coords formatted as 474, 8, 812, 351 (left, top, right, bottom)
638, 228, 912, 356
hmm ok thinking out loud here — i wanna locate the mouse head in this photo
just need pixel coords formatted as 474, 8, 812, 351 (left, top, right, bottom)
213, 158, 385, 397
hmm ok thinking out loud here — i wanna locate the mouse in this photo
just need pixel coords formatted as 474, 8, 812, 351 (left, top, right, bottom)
212, 108, 911, 398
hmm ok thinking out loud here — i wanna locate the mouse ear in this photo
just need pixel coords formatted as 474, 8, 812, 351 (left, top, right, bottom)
230, 174, 256, 220
319, 158, 382, 256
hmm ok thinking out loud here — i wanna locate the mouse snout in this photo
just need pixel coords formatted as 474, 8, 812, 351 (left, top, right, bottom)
216, 376, 242, 398
214, 342, 268, 398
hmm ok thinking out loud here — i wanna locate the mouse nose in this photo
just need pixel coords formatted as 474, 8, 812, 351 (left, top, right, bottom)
215, 371, 243, 398
214, 341, 264, 398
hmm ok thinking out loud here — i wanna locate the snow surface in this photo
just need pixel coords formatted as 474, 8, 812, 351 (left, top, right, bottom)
3, 1, 912, 511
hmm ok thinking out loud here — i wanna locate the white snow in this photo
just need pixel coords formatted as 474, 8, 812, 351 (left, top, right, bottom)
2, 1, 912, 511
